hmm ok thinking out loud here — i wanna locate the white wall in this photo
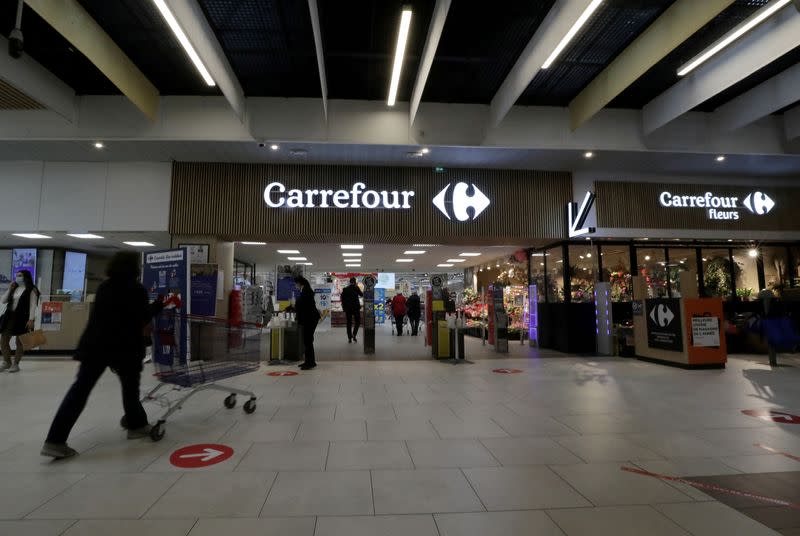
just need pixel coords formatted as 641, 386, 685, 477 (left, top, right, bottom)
0, 161, 171, 232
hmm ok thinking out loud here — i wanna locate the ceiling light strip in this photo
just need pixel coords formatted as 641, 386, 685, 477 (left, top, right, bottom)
542, 0, 604, 69
387, 7, 413, 106
152, 0, 216, 86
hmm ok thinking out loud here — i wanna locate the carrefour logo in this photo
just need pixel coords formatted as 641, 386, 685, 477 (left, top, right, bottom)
650, 304, 675, 327
659, 190, 775, 220
432, 182, 491, 222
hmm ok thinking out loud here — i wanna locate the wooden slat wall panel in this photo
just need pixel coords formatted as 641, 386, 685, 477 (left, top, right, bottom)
596, 181, 800, 231
0, 79, 44, 110
170, 162, 572, 244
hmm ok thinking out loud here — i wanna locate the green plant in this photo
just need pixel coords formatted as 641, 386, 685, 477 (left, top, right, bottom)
736, 288, 754, 300
704, 257, 739, 298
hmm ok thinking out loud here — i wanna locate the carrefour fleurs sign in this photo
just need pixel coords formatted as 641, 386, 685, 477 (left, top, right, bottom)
659, 191, 775, 220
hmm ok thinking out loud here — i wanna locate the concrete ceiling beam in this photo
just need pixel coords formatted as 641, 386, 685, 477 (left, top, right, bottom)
307, 0, 328, 121
409, 0, 451, 127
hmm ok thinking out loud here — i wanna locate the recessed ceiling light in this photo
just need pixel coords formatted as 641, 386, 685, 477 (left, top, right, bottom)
404, 251, 426, 255
270, 144, 279, 151
396, 259, 414, 263
542, 0, 604, 69
124, 241, 155, 247
748, 249, 759, 258
584, 151, 594, 159
13, 233, 51, 239
421, 147, 430, 154
67, 233, 103, 239
413, 244, 438, 247
387, 7, 413, 106
240, 241, 266, 245
152, 0, 215, 86
287, 257, 307, 261
716, 155, 726, 162
93, 141, 104, 149
345, 263, 361, 267
299, 262, 313, 266
437, 264, 454, 267
644, 255, 651, 261
728, 239, 733, 242
341, 244, 364, 250
446, 259, 466, 263
277, 249, 300, 254
459, 253, 481, 257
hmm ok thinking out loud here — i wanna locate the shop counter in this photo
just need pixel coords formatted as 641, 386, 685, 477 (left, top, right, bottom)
36, 301, 92, 353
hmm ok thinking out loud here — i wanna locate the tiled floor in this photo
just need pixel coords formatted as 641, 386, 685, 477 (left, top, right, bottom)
3, 342, 800, 535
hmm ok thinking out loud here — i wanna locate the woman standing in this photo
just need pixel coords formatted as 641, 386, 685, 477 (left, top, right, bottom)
0, 270, 39, 373
294, 276, 320, 370
41, 252, 163, 459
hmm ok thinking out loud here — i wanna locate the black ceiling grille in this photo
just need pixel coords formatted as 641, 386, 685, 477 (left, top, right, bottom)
518, 0, 674, 107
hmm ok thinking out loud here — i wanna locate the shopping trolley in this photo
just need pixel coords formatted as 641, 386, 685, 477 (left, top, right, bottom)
129, 311, 262, 441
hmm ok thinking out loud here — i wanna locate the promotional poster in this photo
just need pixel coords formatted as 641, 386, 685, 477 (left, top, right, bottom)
190, 263, 219, 317
143, 249, 190, 364
11, 248, 36, 282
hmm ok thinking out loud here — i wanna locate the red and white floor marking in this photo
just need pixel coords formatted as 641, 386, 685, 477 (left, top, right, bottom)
267, 371, 299, 377
170, 444, 234, 468
742, 409, 800, 424
492, 368, 523, 374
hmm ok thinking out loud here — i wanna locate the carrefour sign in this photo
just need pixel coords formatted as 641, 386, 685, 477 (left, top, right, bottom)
659, 191, 775, 220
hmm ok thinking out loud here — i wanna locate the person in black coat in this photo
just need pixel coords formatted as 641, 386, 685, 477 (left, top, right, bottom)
41, 251, 164, 459
407, 291, 422, 336
340, 277, 363, 343
294, 276, 321, 370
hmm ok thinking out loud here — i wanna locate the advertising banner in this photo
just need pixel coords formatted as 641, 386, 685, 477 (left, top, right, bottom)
41, 302, 63, 332
645, 298, 683, 352
143, 249, 190, 364
12, 248, 36, 282
190, 263, 218, 317
314, 286, 332, 332
691, 316, 720, 347
375, 287, 386, 324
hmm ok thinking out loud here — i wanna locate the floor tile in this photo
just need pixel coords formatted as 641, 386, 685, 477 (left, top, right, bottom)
463, 466, 591, 510
326, 441, 413, 470
655, 501, 781, 536
547, 505, 691, 536
633, 457, 742, 478
481, 437, 584, 466
235, 441, 329, 472
335, 404, 396, 420
28, 473, 180, 519
221, 421, 299, 443
719, 455, 800, 474
626, 433, 725, 458
187, 517, 316, 536
372, 469, 484, 514
0, 520, 75, 536
490, 415, 578, 437
260, 471, 373, 517
145, 472, 276, 518
64, 519, 197, 536
315, 515, 439, 536
367, 419, 438, 441
272, 405, 336, 422
550, 463, 694, 506
430, 417, 509, 439
556, 435, 664, 462
296, 420, 367, 441
0, 472, 85, 519
434, 511, 565, 536
406, 439, 499, 468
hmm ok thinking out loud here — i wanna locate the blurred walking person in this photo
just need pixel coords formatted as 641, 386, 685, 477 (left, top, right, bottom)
0, 270, 39, 373
392, 291, 407, 336
407, 290, 422, 336
341, 277, 363, 343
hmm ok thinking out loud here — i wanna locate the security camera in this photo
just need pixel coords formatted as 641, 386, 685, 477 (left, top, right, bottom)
8, 28, 23, 59
257, 142, 265, 148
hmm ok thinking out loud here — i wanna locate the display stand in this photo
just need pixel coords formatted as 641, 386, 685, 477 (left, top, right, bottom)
440, 313, 473, 365
491, 284, 509, 353
362, 275, 376, 355
429, 275, 450, 359
267, 315, 300, 365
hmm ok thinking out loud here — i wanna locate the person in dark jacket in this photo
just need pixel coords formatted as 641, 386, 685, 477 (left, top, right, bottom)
0, 269, 39, 373
294, 276, 321, 370
391, 292, 407, 336
41, 252, 164, 459
340, 277, 363, 343
407, 291, 422, 336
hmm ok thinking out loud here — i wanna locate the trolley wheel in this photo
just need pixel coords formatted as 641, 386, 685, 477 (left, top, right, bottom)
243, 399, 257, 414
150, 422, 165, 442
120, 416, 128, 429
224, 394, 237, 409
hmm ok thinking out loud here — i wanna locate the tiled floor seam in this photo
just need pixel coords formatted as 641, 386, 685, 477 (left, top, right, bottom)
459, 468, 488, 512
543, 464, 597, 508
183, 518, 200, 536
139, 472, 187, 519
256, 471, 281, 517
369, 470, 376, 515
22, 473, 90, 520
56, 519, 80, 536
229, 441, 258, 472
647, 503, 703, 536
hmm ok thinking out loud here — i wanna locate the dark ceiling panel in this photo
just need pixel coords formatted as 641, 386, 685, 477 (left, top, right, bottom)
422, 1, 555, 104
199, 0, 320, 97
319, 0, 436, 102
609, 0, 772, 109
78, 0, 220, 96
0, 3, 118, 95
518, 0, 674, 107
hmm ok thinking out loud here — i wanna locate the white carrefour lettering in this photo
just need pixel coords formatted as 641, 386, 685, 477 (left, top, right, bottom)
659, 192, 671, 207
263, 181, 416, 210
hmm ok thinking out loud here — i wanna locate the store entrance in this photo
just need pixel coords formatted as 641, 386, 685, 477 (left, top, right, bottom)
232, 242, 531, 361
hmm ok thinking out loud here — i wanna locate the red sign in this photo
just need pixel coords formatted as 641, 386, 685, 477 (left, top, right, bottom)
493, 368, 523, 374
267, 371, 299, 377
742, 409, 800, 424
170, 444, 234, 468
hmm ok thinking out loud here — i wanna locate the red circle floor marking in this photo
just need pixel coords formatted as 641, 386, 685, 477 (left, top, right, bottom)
742, 409, 800, 424
169, 444, 234, 468
493, 368, 523, 374
267, 371, 299, 377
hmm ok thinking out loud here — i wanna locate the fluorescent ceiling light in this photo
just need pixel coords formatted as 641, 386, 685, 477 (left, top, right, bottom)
437, 263, 454, 267
345, 264, 361, 267
446, 259, 466, 263
93, 141, 104, 149
404, 250, 426, 255
13, 233, 51, 239
287, 257, 307, 261
299, 262, 313, 266
152, 0, 216, 86
413, 244, 438, 247
542, 0, 604, 69
340, 244, 364, 250
277, 249, 299, 254
387, 7, 413, 106
342, 253, 363, 257
678, 0, 792, 77
459, 253, 481, 257
67, 233, 103, 239
124, 241, 155, 247
240, 241, 266, 245
396, 259, 414, 263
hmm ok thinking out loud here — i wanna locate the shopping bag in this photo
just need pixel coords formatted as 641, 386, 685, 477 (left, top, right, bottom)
19, 329, 47, 349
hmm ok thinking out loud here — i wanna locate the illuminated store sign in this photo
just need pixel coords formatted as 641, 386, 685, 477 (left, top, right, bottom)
264, 181, 415, 209
658, 190, 775, 220
432, 182, 490, 221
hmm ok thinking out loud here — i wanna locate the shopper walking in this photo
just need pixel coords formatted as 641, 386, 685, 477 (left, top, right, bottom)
392, 291, 407, 336
295, 276, 321, 370
341, 277, 363, 343
41, 252, 163, 459
0, 269, 39, 373
407, 290, 422, 336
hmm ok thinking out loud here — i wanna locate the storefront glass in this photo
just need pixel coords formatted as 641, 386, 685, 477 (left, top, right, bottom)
546, 246, 564, 303
636, 248, 668, 298
732, 248, 759, 301
668, 248, 698, 298
701, 249, 733, 299
762, 246, 789, 292
530, 253, 546, 302
600, 245, 632, 302
568, 244, 597, 302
